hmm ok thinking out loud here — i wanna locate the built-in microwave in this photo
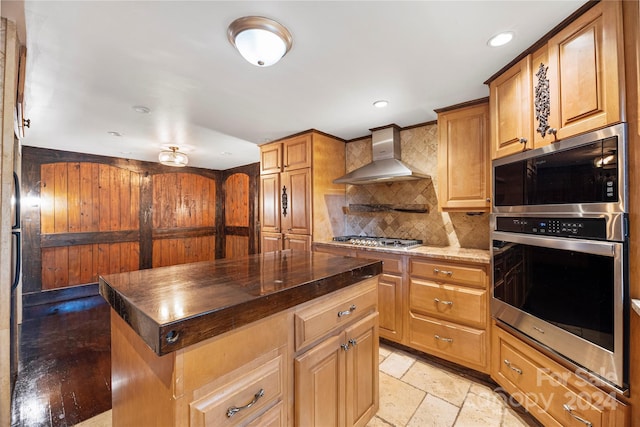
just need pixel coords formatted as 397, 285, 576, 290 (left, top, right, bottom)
493, 123, 627, 215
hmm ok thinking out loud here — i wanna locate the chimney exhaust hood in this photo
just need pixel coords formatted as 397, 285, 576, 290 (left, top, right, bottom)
333, 125, 430, 185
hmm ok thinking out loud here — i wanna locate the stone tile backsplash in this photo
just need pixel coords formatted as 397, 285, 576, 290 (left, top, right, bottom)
344, 124, 489, 250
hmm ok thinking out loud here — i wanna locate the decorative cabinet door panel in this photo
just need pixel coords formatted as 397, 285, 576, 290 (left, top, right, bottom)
283, 134, 312, 171
260, 174, 281, 233
490, 57, 532, 158
281, 169, 311, 235
260, 143, 282, 175
437, 102, 490, 211
545, 1, 623, 141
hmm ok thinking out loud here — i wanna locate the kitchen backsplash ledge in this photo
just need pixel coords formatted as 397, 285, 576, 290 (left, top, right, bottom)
344, 123, 489, 250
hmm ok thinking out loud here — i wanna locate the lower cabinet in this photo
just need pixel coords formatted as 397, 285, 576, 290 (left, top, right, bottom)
111, 276, 379, 427
492, 324, 629, 427
408, 257, 490, 373
261, 232, 311, 253
294, 278, 380, 427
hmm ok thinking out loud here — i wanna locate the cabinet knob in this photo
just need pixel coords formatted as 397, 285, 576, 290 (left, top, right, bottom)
518, 137, 527, 144
548, 128, 557, 135
340, 343, 350, 351
348, 338, 358, 347
486, 198, 491, 202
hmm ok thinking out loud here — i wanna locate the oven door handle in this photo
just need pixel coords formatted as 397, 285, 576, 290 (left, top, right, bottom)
491, 231, 620, 258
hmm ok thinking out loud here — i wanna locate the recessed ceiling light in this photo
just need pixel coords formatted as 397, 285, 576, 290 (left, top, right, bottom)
373, 100, 389, 108
487, 31, 514, 47
108, 131, 122, 137
132, 105, 151, 114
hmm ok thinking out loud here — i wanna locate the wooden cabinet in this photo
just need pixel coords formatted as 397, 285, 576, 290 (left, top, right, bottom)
489, 56, 533, 158
294, 278, 379, 427
492, 324, 629, 427
110, 306, 290, 426
408, 257, 490, 373
490, 1, 625, 159
543, 1, 624, 143
259, 131, 345, 253
281, 169, 311, 235
356, 252, 405, 343
437, 100, 491, 211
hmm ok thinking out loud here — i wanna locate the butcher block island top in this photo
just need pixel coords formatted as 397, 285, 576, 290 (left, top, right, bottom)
99, 250, 382, 355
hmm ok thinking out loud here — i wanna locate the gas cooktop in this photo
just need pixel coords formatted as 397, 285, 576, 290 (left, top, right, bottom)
332, 235, 423, 248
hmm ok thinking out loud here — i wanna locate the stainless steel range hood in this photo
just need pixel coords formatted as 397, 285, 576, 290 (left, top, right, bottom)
333, 125, 430, 185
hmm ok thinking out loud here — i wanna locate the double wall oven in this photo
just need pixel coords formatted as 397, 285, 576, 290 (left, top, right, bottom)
491, 123, 629, 392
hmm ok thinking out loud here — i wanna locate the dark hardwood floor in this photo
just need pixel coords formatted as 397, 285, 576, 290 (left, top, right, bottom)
11, 295, 112, 427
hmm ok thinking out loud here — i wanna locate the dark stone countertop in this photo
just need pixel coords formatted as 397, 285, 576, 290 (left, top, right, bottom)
99, 250, 382, 356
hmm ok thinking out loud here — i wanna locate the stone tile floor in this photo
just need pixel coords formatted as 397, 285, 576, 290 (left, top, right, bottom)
368, 343, 536, 427
76, 343, 538, 427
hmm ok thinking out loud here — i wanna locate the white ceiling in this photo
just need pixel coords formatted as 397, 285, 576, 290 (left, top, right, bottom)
8, 0, 585, 170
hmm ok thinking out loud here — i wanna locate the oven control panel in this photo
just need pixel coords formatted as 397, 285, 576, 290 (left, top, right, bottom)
495, 216, 607, 239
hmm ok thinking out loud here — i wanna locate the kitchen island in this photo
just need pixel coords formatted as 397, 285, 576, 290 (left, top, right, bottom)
100, 250, 382, 426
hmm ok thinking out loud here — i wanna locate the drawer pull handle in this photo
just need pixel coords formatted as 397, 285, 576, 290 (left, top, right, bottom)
503, 359, 523, 375
433, 268, 453, 277
434, 298, 453, 306
341, 343, 350, 351
563, 404, 593, 427
434, 335, 453, 343
227, 389, 264, 418
349, 338, 358, 347
337, 304, 356, 318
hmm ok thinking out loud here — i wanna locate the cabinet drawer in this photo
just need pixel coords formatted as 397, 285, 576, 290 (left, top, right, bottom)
409, 279, 486, 329
409, 314, 486, 371
497, 339, 607, 427
356, 252, 403, 274
190, 353, 283, 427
246, 401, 285, 427
295, 278, 378, 351
410, 259, 486, 288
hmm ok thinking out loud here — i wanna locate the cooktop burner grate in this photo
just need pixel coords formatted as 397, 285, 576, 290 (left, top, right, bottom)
332, 235, 422, 248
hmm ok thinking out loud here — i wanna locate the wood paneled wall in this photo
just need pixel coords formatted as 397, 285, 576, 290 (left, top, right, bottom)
22, 146, 259, 304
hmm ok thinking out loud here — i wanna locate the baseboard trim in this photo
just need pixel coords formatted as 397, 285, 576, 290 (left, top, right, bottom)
22, 283, 99, 307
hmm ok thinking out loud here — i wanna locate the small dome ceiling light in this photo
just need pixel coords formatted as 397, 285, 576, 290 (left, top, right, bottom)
487, 31, 514, 47
228, 16, 293, 67
373, 100, 389, 108
159, 146, 188, 167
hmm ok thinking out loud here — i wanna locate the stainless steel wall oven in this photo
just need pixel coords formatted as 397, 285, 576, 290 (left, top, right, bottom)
491, 123, 629, 392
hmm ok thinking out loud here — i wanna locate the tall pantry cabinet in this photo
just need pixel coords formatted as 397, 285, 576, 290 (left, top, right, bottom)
259, 131, 345, 252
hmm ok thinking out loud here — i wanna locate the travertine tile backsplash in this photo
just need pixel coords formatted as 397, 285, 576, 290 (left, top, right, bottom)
344, 124, 489, 250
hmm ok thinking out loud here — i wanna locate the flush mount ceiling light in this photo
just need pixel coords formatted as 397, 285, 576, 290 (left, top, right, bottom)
373, 100, 389, 108
159, 146, 188, 167
487, 31, 514, 47
227, 16, 293, 67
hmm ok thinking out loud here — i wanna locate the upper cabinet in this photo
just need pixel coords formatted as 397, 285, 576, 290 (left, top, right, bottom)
259, 131, 345, 252
489, 56, 533, 158
543, 0, 624, 142
437, 100, 490, 212
490, 1, 625, 159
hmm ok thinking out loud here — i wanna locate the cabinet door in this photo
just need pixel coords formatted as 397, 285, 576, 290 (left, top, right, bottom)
437, 102, 490, 211
260, 174, 281, 233
295, 333, 346, 427
377, 273, 403, 342
345, 313, 379, 427
283, 134, 312, 170
545, 1, 623, 141
490, 56, 533, 158
284, 233, 311, 252
281, 169, 311, 235
260, 143, 282, 175
261, 232, 283, 253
